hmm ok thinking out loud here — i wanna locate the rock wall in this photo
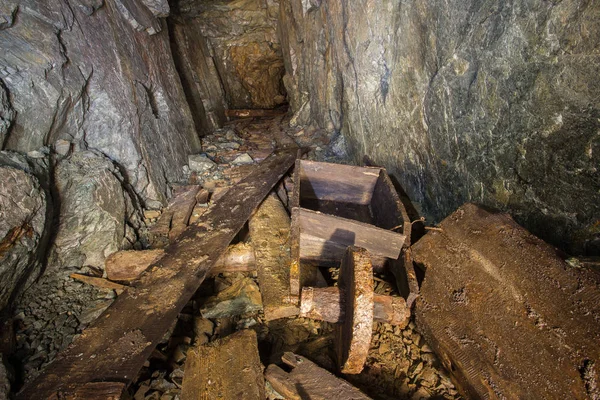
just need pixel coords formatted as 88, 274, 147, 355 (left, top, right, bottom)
0, 0, 201, 208
169, 15, 228, 134
279, 0, 600, 255
171, 0, 287, 111
50, 151, 142, 270
0, 152, 50, 312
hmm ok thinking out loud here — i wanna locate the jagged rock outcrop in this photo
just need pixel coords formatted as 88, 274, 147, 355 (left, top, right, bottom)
169, 17, 228, 133
171, 0, 286, 111
279, 0, 600, 255
0, 0, 200, 208
0, 81, 14, 149
0, 152, 49, 312
50, 151, 142, 270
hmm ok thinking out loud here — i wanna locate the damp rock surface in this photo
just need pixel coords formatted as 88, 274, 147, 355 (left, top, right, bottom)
279, 0, 600, 255
50, 151, 142, 270
0, 152, 48, 312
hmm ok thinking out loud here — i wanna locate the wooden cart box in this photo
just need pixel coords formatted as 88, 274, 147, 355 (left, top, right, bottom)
289, 160, 408, 299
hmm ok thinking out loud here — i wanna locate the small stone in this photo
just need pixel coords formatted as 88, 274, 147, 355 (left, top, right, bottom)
200, 278, 263, 318
54, 140, 72, 156
378, 341, 391, 355
419, 366, 438, 388
173, 344, 188, 364
219, 142, 241, 150
195, 333, 209, 346
230, 153, 254, 166
409, 361, 424, 377
420, 343, 433, 353
193, 317, 214, 337
134, 384, 150, 400
225, 130, 241, 141
411, 387, 432, 400
144, 210, 161, 219
27, 149, 46, 159
188, 154, 217, 173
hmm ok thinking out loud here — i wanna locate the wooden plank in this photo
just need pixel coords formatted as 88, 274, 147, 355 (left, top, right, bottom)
249, 193, 299, 321
298, 160, 380, 205
412, 203, 600, 399
181, 329, 264, 400
336, 247, 373, 374
290, 209, 405, 298
300, 286, 409, 327
70, 273, 126, 293
265, 352, 372, 400
105, 244, 256, 282
17, 149, 298, 400
298, 209, 405, 259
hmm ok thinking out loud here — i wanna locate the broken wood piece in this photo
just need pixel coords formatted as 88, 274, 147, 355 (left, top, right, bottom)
148, 185, 201, 247
225, 108, 287, 118
413, 203, 600, 399
17, 149, 298, 399
182, 329, 265, 399
265, 352, 372, 400
249, 193, 299, 321
300, 286, 409, 327
70, 273, 126, 294
105, 249, 165, 282
336, 246, 374, 374
105, 244, 256, 282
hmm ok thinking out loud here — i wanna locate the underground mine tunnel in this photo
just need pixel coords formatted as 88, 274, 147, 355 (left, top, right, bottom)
0, 0, 599, 399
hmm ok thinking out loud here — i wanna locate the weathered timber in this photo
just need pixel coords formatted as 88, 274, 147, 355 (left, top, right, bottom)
413, 203, 600, 400
297, 160, 381, 206
63, 382, 126, 400
300, 286, 409, 327
225, 108, 287, 118
290, 208, 405, 298
105, 249, 165, 282
249, 193, 299, 321
181, 329, 265, 399
149, 185, 201, 247
17, 149, 298, 400
105, 244, 256, 282
70, 273, 126, 294
336, 247, 374, 374
265, 352, 372, 400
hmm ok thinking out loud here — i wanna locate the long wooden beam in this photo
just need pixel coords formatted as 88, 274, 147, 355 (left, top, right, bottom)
17, 149, 298, 399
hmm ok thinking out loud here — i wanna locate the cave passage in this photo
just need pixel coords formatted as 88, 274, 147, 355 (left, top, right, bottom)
0, 0, 599, 399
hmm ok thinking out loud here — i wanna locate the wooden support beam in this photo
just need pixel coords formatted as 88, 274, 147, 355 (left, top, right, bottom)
70, 273, 127, 294
17, 149, 298, 400
265, 352, 372, 400
413, 203, 600, 399
182, 329, 264, 399
249, 193, 299, 321
300, 286, 409, 327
